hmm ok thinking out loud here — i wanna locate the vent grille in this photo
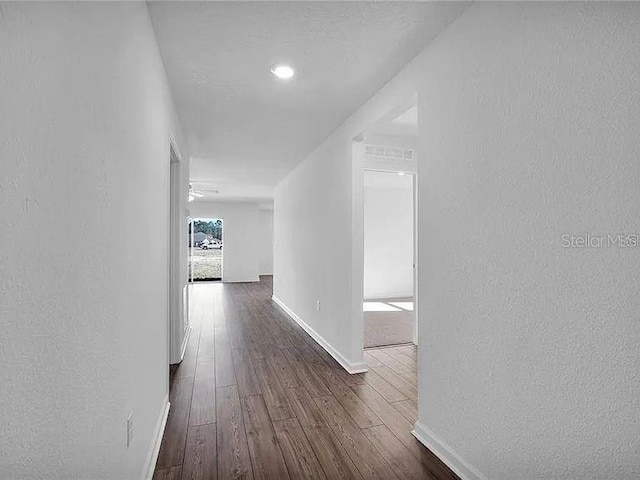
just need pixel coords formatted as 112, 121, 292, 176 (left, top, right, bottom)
364, 144, 413, 161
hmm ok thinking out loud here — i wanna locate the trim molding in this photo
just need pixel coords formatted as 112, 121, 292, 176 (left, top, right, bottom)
223, 276, 261, 283
412, 422, 487, 480
178, 325, 191, 362
141, 397, 170, 480
272, 295, 368, 374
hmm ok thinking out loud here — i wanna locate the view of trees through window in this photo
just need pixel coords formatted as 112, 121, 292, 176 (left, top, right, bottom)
189, 218, 223, 281
190, 219, 222, 241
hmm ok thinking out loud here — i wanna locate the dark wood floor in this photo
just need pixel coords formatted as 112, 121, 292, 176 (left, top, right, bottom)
154, 276, 458, 480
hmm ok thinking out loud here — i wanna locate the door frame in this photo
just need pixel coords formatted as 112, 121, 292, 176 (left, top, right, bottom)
360, 167, 418, 347
169, 137, 190, 365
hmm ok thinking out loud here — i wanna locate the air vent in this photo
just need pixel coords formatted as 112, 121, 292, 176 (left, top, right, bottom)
364, 144, 413, 161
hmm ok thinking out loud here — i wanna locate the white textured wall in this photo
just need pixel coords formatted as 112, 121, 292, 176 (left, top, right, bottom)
363, 173, 413, 299
0, 3, 187, 478
274, 135, 357, 362
259, 209, 274, 275
416, 3, 640, 479
189, 201, 261, 282
274, 2, 640, 478
272, 4, 465, 372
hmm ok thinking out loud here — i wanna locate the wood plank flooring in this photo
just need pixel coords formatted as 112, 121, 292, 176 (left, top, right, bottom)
154, 276, 459, 480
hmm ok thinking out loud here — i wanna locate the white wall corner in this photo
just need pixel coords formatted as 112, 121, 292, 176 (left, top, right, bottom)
271, 295, 368, 374
141, 397, 170, 480
412, 422, 487, 480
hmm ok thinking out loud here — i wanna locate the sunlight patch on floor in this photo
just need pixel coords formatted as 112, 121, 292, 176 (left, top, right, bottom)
363, 302, 401, 312
388, 301, 414, 311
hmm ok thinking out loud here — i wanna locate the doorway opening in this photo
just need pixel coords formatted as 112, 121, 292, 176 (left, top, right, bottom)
189, 218, 223, 282
363, 170, 415, 347
353, 97, 418, 353
169, 139, 190, 366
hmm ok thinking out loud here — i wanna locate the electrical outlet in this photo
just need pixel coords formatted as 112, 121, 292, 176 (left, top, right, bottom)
316, 300, 321, 312
126, 412, 134, 447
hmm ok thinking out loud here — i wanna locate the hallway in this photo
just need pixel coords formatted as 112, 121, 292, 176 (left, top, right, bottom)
154, 277, 457, 480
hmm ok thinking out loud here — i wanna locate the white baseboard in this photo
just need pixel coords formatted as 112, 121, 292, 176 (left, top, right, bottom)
141, 397, 170, 480
272, 295, 368, 374
223, 276, 261, 283
412, 421, 487, 480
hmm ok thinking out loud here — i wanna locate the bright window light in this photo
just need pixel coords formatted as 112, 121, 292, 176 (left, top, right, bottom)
270, 64, 295, 80
388, 302, 414, 311
363, 302, 401, 312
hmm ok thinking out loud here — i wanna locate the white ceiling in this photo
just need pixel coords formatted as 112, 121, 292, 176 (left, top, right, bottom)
149, 2, 468, 202
368, 103, 418, 138
393, 105, 418, 127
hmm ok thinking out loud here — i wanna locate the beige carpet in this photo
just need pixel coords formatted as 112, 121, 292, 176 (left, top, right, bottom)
364, 298, 414, 348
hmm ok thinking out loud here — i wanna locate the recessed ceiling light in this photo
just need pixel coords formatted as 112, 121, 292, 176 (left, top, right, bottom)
398, 171, 406, 176
270, 64, 295, 80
